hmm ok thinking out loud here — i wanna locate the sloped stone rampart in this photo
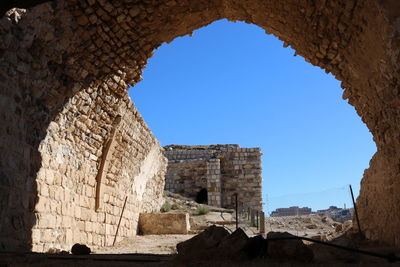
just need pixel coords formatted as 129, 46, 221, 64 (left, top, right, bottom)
0, 0, 400, 250
30, 83, 167, 252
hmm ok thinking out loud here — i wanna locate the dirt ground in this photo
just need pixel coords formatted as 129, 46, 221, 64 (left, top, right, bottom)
265, 214, 352, 241
92, 216, 347, 255
3, 192, 399, 266
95, 234, 194, 254
97, 193, 351, 255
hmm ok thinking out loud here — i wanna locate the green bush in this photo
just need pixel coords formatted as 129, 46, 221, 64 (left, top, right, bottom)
161, 201, 171, 212
196, 205, 209, 215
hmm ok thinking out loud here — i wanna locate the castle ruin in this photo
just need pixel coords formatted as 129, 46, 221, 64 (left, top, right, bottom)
164, 145, 263, 211
1, 0, 400, 252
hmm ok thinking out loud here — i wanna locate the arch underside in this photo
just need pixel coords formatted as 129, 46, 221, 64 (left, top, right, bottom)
0, 0, 399, 251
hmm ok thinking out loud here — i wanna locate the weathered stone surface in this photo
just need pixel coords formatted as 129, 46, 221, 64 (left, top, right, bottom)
266, 232, 314, 262
176, 225, 229, 256
217, 227, 249, 257
165, 145, 262, 211
138, 213, 190, 235
0, 0, 400, 252
335, 224, 343, 232
242, 234, 267, 259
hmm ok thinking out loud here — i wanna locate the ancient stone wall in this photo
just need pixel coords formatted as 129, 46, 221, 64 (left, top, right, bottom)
165, 160, 208, 199
0, 0, 400, 249
30, 86, 167, 252
220, 147, 262, 210
5, 82, 167, 252
0, 6, 166, 252
165, 145, 262, 211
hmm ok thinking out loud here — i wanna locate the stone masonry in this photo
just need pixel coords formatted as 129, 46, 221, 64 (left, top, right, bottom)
29, 86, 167, 253
1, 0, 400, 250
0, 6, 167, 250
165, 145, 262, 211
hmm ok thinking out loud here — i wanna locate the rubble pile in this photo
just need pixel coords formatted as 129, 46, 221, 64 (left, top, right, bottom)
266, 214, 353, 241
173, 225, 314, 264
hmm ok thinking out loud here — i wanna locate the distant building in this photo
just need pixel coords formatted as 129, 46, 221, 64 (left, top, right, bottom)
316, 206, 354, 222
329, 208, 354, 223
270, 205, 354, 221
316, 206, 341, 216
270, 206, 312, 217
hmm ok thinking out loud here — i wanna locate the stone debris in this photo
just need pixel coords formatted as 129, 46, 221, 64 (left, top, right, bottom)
217, 228, 249, 258
242, 234, 266, 259
46, 248, 69, 255
266, 231, 314, 262
163, 190, 234, 215
176, 225, 230, 258
175, 226, 314, 264
71, 243, 91, 255
265, 214, 350, 241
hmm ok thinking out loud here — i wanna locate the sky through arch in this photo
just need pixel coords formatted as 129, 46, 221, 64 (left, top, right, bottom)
128, 19, 376, 214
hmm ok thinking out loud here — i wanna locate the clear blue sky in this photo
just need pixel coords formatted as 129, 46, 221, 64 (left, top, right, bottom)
128, 19, 376, 214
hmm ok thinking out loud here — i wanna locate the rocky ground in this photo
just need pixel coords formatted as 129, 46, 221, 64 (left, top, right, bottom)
3, 192, 399, 266
266, 213, 353, 241
95, 192, 352, 254
97, 191, 238, 254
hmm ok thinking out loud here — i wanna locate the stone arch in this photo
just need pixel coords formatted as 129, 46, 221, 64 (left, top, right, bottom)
0, 0, 399, 251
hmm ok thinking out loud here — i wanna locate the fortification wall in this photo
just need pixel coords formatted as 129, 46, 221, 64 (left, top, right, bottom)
220, 147, 262, 210
165, 160, 208, 199
164, 145, 262, 211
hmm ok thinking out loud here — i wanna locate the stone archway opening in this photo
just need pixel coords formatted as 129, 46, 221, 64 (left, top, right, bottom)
1, 0, 400, 253
132, 18, 376, 216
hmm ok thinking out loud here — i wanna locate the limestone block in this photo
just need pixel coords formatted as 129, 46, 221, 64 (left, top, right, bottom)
85, 221, 92, 232
73, 230, 81, 243
42, 229, 54, 243
92, 222, 101, 234
32, 229, 41, 242
66, 229, 73, 244
138, 213, 190, 235
62, 216, 72, 227
32, 244, 44, 253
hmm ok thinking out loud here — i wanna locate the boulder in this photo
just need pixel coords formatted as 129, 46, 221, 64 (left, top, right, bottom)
242, 234, 267, 259
311, 235, 322, 241
217, 228, 249, 258
306, 224, 318, 229
343, 220, 353, 231
266, 232, 314, 262
176, 225, 229, 257
335, 224, 343, 232
47, 248, 61, 254
71, 243, 91, 255
327, 235, 360, 263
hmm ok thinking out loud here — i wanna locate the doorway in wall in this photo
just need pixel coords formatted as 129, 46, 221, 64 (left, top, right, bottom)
196, 188, 208, 204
